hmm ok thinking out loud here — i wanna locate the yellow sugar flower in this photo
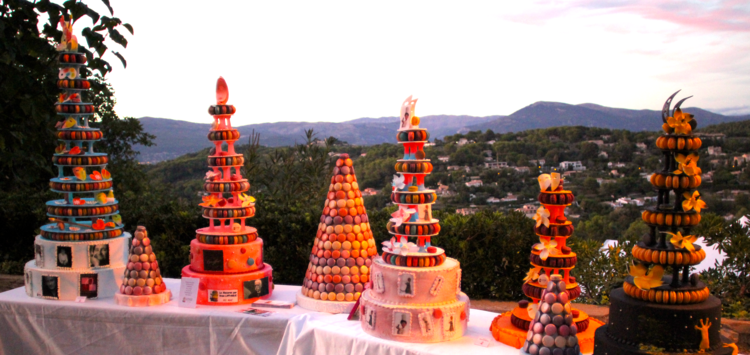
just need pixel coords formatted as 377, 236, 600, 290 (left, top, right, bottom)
682, 191, 707, 213
665, 231, 698, 252
629, 263, 664, 290
673, 154, 701, 176
667, 109, 694, 135
533, 206, 550, 228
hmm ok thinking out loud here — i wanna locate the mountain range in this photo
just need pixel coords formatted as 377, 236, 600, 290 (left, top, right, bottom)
135, 101, 750, 163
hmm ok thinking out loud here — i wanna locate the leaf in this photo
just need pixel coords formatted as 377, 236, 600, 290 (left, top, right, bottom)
108, 28, 127, 48
101, 0, 114, 15
112, 51, 126, 68
122, 23, 134, 35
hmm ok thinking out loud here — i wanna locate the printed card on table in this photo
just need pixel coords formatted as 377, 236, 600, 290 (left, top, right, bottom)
178, 277, 199, 308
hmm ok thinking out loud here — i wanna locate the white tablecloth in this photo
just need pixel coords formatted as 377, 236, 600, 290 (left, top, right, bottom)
0, 278, 517, 355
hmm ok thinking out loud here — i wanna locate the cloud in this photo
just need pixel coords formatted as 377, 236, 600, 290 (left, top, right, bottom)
711, 105, 750, 116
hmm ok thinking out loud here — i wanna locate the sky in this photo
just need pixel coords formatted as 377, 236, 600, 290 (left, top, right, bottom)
67, 0, 750, 125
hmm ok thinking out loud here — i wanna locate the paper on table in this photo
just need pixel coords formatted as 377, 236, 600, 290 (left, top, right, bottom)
178, 277, 199, 308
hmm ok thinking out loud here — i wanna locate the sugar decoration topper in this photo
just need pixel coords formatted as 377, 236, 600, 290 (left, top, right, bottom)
55, 17, 78, 52
399, 95, 419, 130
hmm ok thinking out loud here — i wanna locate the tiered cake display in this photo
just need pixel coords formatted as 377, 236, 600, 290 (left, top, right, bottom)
115, 226, 171, 306
297, 154, 378, 313
358, 96, 470, 343
520, 274, 582, 355
24, 17, 131, 301
181, 77, 273, 305
491, 174, 603, 352
593, 92, 734, 355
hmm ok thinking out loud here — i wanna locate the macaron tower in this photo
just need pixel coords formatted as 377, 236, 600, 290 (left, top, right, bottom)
297, 154, 378, 313
520, 274, 582, 355
181, 77, 273, 305
594, 92, 733, 355
23, 16, 131, 301
358, 96, 470, 343
115, 226, 170, 306
491, 174, 602, 352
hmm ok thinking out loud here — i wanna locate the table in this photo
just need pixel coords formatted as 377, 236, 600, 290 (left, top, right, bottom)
0, 279, 516, 355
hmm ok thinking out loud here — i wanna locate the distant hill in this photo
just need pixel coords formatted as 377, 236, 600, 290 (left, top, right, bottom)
466, 101, 750, 133
134, 102, 748, 163
135, 115, 498, 163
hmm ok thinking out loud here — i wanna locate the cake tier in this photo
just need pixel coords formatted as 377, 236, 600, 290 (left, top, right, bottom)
388, 221, 441, 236
530, 252, 577, 269
114, 289, 171, 307
208, 104, 236, 115
33, 233, 130, 270
57, 129, 101, 141
46, 199, 119, 218
207, 154, 245, 167
359, 289, 469, 343
596, 287, 725, 353
202, 205, 255, 219
24, 260, 126, 300
594, 326, 732, 355
649, 172, 701, 190
40, 223, 124, 241
394, 161, 433, 174
538, 191, 576, 205
632, 242, 706, 266
391, 190, 437, 205
295, 292, 356, 313
642, 209, 701, 227
52, 153, 108, 166
623, 277, 710, 304
492, 309, 603, 352
50, 179, 112, 192
396, 129, 430, 143
369, 257, 461, 306
58, 52, 87, 64
57, 78, 91, 90
655, 135, 702, 152
181, 264, 273, 305
381, 249, 447, 268
523, 282, 582, 300
203, 180, 250, 193
196, 230, 258, 244
534, 221, 574, 237
207, 129, 240, 142
189, 238, 264, 274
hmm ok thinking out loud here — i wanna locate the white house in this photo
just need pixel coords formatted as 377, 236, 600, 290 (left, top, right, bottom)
599, 151, 609, 158
607, 162, 627, 168
514, 166, 530, 174
501, 194, 518, 202
559, 161, 586, 171
465, 180, 483, 187
484, 161, 508, 169
636, 143, 647, 150
487, 197, 501, 204
437, 156, 450, 163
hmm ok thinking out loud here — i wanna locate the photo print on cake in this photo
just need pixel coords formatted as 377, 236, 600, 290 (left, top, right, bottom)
243, 277, 269, 299
41, 275, 59, 299
418, 312, 434, 336
430, 275, 444, 296
88, 244, 109, 267
202, 250, 224, 272
79, 274, 98, 298
56, 245, 72, 268
374, 272, 385, 293
364, 306, 376, 330
392, 311, 411, 336
417, 204, 432, 221
398, 272, 416, 297
24, 269, 32, 296
443, 311, 457, 336
34, 244, 44, 268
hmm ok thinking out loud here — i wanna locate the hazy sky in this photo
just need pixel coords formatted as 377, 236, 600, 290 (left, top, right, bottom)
71, 1, 750, 125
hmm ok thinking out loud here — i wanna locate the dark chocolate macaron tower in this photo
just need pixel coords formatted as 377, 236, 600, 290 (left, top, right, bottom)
593, 92, 733, 355
297, 154, 377, 313
521, 274, 581, 355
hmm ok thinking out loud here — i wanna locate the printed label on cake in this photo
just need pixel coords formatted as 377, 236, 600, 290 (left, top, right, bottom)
398, 272, 416, 298
24, 269, 32, 296
243, 277, 269, 299
88, 244, 110, 267
203, 250, 224, 272
363, 306, 376, 330
374, 272, 385, 293
418, 312, 434, 336
430, 275, 444, 296
41, 274, 60, 299
392, 311, 411, 336
56, 245, 73, 269
34, 244, 44, 268
443, 310, 457, 337
208, 289, 238, 303
79, 273, 98, 299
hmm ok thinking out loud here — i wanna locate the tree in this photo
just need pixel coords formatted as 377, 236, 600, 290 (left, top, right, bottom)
583, 177, 599, 192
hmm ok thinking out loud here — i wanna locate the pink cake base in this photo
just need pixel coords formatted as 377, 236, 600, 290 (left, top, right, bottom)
114, 290, 171, 307
359, 290, 470, 343
181, 263, 273, 305
189, 238, 264, 274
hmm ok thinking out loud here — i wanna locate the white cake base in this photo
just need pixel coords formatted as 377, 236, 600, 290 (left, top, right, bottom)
296, 291, 355, 314
24, 260, 126, 300
114, 290, 172, 307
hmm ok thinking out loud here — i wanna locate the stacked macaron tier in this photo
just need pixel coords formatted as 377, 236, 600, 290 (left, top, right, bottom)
521, 274, 582, 355
115, 226, 170, 306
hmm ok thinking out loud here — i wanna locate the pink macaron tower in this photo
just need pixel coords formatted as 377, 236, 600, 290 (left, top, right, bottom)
115, 226, 170, 306
181, 77, 273, 305
358, 96, 470, 343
